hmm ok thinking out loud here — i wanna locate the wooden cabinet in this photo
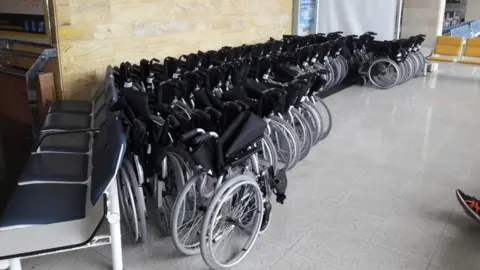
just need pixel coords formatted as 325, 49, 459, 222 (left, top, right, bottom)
0, 71, 55, 125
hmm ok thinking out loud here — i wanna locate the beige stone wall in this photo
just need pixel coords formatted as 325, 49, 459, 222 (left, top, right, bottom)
54, 0, 293, 100
401, 0, 445, 47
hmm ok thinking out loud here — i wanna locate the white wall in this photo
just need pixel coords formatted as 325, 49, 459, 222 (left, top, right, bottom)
316, 0, 398, 41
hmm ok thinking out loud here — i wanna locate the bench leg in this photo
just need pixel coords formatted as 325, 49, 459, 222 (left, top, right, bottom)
8, 259, 21, 270
107, 179, 123, 270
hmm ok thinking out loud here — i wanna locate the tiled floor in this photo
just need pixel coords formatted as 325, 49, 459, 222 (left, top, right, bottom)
22, 64, 480, 269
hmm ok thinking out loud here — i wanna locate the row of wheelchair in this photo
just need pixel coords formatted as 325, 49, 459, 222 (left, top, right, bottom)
0, 30, 428, 270
282, 31, 427, 89
111, 34, 338, 269
353, 33, 427, 89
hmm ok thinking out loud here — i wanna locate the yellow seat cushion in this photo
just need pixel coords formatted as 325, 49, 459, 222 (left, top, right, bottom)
463, 38, 480, 57
458, 58, 480, 65
436, 36, 464, 46
427, 56, 456, 62
434, 45, 463, 56
432, 36, 464, 57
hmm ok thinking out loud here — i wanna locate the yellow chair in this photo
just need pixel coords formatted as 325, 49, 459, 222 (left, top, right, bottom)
458, 38, 480, 65
427, 36, 464, 62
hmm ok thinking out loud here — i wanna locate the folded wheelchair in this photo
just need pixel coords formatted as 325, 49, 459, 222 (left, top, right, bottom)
108, 36, 336, 269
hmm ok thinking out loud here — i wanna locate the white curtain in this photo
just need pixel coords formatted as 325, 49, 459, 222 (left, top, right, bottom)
316, 0, 399, 41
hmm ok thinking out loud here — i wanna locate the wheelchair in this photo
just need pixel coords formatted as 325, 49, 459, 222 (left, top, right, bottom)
354, 32, 427, 89
106, 36, 335, 269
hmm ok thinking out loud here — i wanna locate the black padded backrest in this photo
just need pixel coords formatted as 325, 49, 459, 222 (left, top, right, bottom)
94, 105, 108, 128
92, 66, 119, 116
90, 117, 126, 205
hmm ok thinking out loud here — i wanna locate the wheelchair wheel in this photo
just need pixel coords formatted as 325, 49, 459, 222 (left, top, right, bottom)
331, 58, 343, 85
368, 58, 401, 89
170, 152, 196, 183
172, 101, 193, 119
171, 171, 213, 255
338, 55, 349, 81
267, 119, 294, 171
322, 61, 335, 91
289, 108, 313, 161
270, 116, 301, 170
200, 174, 263, 269
260, 135, 278, 174
414, 51, 426, 74
118, 166, 140, 243
311, 96, 333, 140
404, 56, 416, 82
408, 54, 420, 76
123, 159, 148, 241
396, 60, 408, 85
157, 152, 186, 236
299, 102, 323, 145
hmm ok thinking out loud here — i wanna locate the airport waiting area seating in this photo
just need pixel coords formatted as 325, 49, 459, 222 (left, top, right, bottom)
427, 36, 480, 65
458, 38, 480, 65
427, 36, 464, 62
0, 66, 127, 270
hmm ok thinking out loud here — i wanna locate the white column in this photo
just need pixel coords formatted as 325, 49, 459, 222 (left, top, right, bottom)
402, 0, 446, 47
0, 260, 9, 270
8, 259, 21, 270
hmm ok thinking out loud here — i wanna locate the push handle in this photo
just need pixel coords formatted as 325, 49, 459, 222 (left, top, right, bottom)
179, 128, 205, 141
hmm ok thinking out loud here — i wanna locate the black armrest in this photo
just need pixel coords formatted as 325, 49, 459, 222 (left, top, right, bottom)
35, 128, 100, 150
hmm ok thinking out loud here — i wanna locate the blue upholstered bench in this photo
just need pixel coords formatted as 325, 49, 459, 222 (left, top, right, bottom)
47, 66, 116, 115
0, 118, 126, 270
36, 67, 119, 154
0, 67, 127, 270
42, 66, 118, 132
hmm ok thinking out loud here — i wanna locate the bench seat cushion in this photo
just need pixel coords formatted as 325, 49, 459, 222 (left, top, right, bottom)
39, 132, 91, 153
48, 100, 92, 115
0, 184, 87, 228
18, 153, 89, 185
42, 114, 91, 131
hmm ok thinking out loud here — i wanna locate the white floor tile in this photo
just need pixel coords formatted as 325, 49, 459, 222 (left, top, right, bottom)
350, 244, 428, 270
274, 250, 338, 270
291, 227, 368, 270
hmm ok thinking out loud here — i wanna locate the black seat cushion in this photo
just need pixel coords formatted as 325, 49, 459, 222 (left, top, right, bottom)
0, 184, 87, 228
42, 114, 91, 131
39, 132, 91, 153
18, 153, 89, 185
48, 100, 92, 115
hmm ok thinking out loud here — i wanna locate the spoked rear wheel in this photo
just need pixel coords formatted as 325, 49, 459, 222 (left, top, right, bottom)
270, 116, 301, 170
299, 102, 322, 145
171, 171, 213, 255
157, 153, 186, 236
123, 159, 148, 241
200, 175, 263, 269
415, 51, 426, 74
259, 136, 278, 174
368, 58, 401, 89
311, 96, 333, 140
118, 166, 140, 243
289, 108, 313, 161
